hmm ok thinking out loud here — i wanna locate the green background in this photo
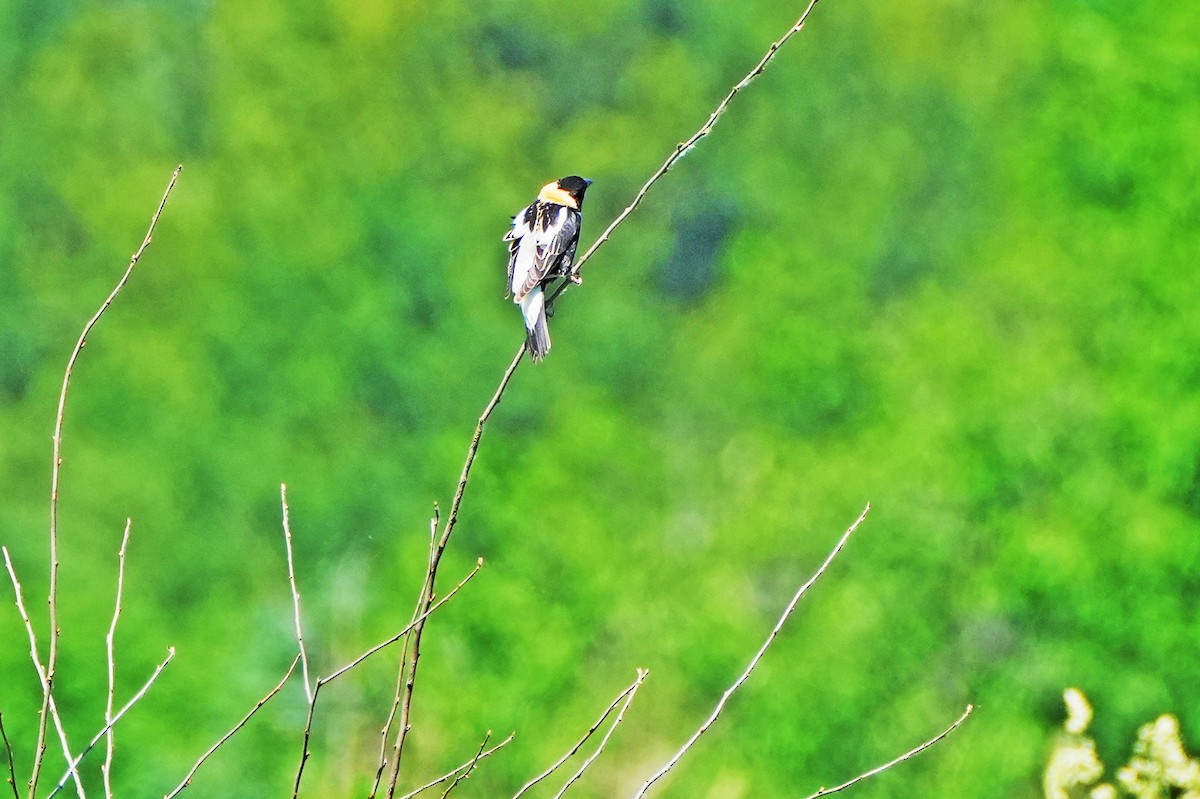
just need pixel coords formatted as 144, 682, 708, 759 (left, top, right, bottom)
1, 0, 1197, 796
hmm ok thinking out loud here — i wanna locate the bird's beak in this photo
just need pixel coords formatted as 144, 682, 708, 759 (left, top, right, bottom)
584, 178, 593, 186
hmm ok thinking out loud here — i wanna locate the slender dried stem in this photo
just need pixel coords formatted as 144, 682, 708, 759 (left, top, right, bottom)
372, 511, 438, 799
552, 669, 648, 799
1, 711, 19, 799
801, 704, 975, 799
47, 649, 175, 799
326, 558, 483, 685
293, 560, 484, 799
3, 547, 85, 799
165, 656, 298, 799
370, 635, 413, 799
383, 513, 443, 796
547, 1, 823, 307
384, 343, 524, 797
632, 504, 870, 798
40, 163, 181, 797
395, 733, 515, 799
437, 731, 492, 799
103, 520, 131, 799
513, 671, 649, 799
280, 484, 313, 703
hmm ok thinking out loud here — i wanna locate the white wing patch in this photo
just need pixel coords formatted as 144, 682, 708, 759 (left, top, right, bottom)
510, 205, 570, 301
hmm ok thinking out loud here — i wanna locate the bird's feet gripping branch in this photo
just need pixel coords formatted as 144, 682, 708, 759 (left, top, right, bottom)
504, 175, 591, 362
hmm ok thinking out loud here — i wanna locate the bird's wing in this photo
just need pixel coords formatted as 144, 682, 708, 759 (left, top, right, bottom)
504, 205, 532, 298
519, 205, 580, 298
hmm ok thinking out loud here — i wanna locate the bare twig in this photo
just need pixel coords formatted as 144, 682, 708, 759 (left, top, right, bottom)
103, 520, 132, 799
293, 560, 484, 799
327, 558, 483, 685
547, 1, 823, 307
40, 162, 181, 797
395, 733, 515, 799
371, 634, 414, 799
552, 669, 648, 799
383, 512, 443, 796
47, 648, 175, 799
371, 510, 439, 799
437, 731, 492, 799
3, 547, 85, 799
631, 504, 870, 798
165, 656, 299, 799
801, 704, 975, 799
280, 484, 313, 703
513, 671, 650, 799
384, 343, 524, 797
1, 711, 19, 799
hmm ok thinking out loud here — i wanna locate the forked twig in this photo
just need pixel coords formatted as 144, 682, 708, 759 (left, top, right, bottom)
40, 163, 181, 797
280, 484, 313, 703
552, 669, 648, 799
801, 704, 975, 799
437, 731, 492, 799
371, 511, 439, 799
165, 656, 299, 799
513, 671, 649, 799
383, 513, 443, 795
383, 344, 524, 797
1, 711, 19, 799
371, 633, 414, 798
394, 733, 515, 799
327, 559, 483, 685
2, 547, 85, 799
547, 0, 824, 306
103, 521, 132, 799
47, 649, 175, 799
632, 504, 870, 798
294, 560, 484, 799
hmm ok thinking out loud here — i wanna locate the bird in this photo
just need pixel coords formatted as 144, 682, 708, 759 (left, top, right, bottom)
504, 175, 592, 361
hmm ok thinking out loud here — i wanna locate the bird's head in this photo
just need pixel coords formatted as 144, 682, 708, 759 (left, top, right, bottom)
538, 176, 593, 210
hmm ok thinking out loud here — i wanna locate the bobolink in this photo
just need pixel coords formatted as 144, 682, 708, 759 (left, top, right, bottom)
504, 175, 592, 361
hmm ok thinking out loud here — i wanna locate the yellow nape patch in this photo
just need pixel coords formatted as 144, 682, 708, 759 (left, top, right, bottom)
537, 183, 577, 209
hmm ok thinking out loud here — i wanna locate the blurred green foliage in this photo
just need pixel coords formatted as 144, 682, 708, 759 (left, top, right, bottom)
1, 0, 1198, 797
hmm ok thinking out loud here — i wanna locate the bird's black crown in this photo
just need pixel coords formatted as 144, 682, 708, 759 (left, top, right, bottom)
557, 175, 592, 206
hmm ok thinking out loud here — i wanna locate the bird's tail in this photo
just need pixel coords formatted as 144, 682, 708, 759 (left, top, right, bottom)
521, 288, 551, 362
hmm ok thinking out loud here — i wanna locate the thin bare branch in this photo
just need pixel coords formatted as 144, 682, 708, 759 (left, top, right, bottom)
3, 547, 85, 799
394, 733, 515, 799
632, 504, 870, 798
292, 682, 322, 799
47, 648, 175, 799
294, 559, 484, 799
1, 712, 19, 799
437, 731, 492, 799
552, 669, 648, 799
280, 484, 313, 703
513, 670, 649, 799
801, 704, 975, 799
547, 1, 823, 307
327, 558, 483, 685
371, 510, 439, 799
166, 656, 299, 799
383, 512, 443, 796
440, 343, 525, 564
41, 163, 181, 797
384, 339, 522, 796
103, 520, 131, 799
370, 635, 413, 799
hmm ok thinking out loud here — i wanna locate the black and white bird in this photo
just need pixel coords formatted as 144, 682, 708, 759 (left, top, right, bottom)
504, 175, 592, 361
